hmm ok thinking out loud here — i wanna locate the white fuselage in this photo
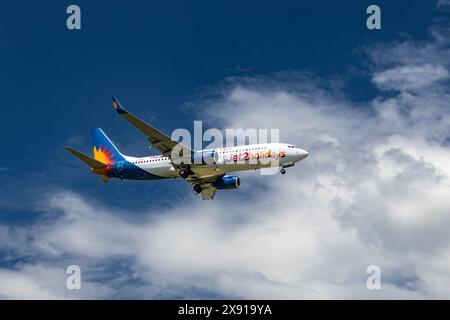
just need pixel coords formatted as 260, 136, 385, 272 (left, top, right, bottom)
124, 143, 308, 179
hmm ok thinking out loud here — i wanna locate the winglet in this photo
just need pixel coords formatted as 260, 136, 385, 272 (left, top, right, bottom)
112, 96, 127, 114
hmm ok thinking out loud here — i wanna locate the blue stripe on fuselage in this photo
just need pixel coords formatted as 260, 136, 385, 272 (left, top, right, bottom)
106, 159, 168, 180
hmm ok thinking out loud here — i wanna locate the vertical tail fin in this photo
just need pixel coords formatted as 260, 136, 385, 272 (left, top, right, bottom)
92, 128, 125, 165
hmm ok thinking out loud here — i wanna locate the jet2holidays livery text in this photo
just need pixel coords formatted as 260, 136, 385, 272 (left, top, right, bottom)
65, 97, 309, 199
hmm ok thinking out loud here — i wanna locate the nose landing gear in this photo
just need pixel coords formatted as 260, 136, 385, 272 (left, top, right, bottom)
280, 162, 294, 175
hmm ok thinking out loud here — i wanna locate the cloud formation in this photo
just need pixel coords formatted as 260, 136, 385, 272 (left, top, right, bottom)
1, 24, 450, 299
437, 0, 450, 8
372, 64, 449, 91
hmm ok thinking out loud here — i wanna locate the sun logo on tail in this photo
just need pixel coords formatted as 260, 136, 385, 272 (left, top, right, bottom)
93, 145, 116, 165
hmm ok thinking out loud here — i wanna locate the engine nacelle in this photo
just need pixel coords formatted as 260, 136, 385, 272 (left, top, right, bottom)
214, 175, 241, 190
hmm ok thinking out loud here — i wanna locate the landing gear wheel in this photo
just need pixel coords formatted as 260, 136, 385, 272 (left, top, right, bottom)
179, 168, 189, 179
193, 184, 202, 193
280, 168, 286, 175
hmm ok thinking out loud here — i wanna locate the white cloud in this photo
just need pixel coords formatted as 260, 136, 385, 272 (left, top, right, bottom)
2, 24, 450, 300
372, 64, 449, 91
0, 268, 62, 299
0, 264, 112, 299
437, 0, 450, 8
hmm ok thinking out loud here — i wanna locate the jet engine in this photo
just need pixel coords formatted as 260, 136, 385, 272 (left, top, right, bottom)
214, 175, 240, 190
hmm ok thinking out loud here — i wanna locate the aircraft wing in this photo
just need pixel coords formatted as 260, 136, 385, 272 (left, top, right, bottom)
186, 175, 222, 200
112, 97, 192, 156
200, 185, 217, 200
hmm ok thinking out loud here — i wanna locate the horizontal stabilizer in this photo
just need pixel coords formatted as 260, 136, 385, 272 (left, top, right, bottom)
64, 146, 106, 169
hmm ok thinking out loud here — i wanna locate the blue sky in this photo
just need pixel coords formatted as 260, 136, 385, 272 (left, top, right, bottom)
0, 0, 439, 212
1, 1, 450, 299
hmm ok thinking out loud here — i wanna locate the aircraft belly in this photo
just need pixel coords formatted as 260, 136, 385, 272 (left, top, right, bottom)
190, 161, 277, 177
216, 162, 274, 172
191, 165, 222, 177
143, 165, 175, 178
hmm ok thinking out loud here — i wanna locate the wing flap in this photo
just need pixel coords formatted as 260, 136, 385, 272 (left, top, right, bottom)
200, 185, 217, 200
186, 175, 223, 200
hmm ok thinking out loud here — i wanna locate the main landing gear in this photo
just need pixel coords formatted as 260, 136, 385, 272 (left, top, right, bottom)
179, 168, 189, 179
193, 184, 202, 193
280, 168, 286, 175
179, 164, 194, 179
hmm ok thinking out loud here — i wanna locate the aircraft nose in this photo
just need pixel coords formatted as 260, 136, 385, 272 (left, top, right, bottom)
297, 149, 309, 159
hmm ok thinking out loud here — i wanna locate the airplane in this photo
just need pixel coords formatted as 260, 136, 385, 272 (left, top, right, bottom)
65, 97, 309, 200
